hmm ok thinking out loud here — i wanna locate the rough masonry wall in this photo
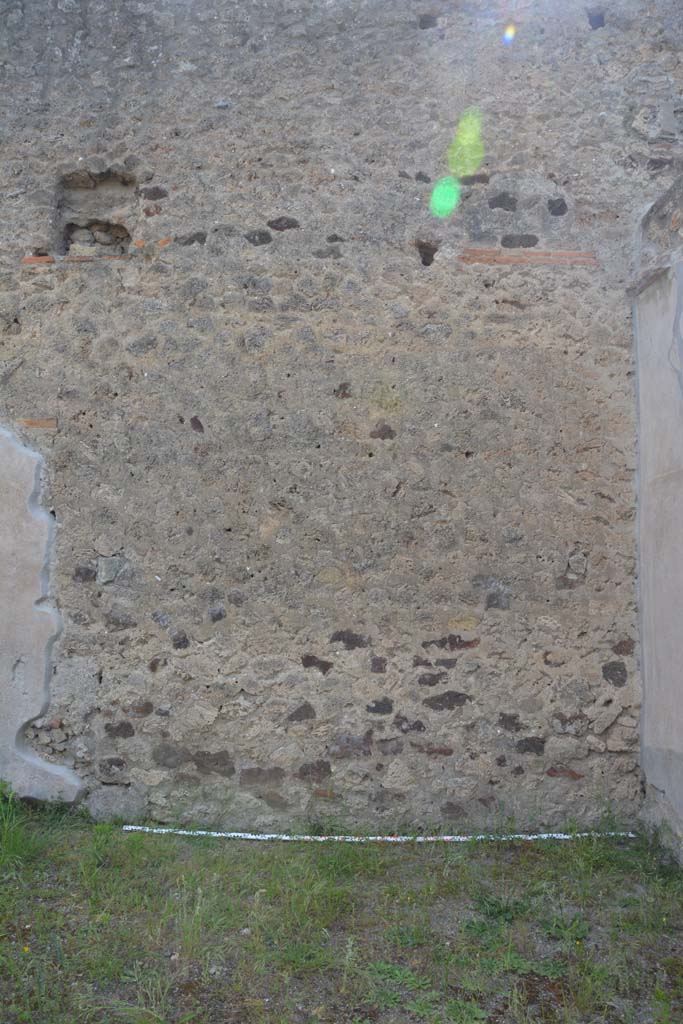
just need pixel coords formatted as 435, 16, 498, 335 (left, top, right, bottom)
1, 0, 682, 829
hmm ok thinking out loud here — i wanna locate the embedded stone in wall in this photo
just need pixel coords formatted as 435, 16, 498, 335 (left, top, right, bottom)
57, 166, 137, 254
0, 428, 82, 802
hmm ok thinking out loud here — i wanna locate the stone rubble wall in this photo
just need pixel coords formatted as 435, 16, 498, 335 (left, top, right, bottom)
1, 0, 682, 828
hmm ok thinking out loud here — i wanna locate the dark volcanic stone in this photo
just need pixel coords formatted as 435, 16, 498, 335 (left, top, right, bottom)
460, 173, 489, 185
105, 608, 137, 631
501, 234, 538, 248
485, 589, 510, 610
240, 766, 286, 785
410, 742, 453, 757
98, 757, 127, 783
327, 730, 373, 758
515, 737, 546, 755
602, 661, 628, 687
370, 421, 396, 440
104, 721, 135, 738
170, 629, 190, 649
329, 630, 370, 650
417, 671, 448, 687
612, 638, 635, 657
176, 231, 207, 245
422, 634, 479, 651
288, 701, 316, 722
378, 737, 404, 755
193, 749, 235, 776
548, 197, 568, 216
267, 216, 300, 231
488, 192, 517, 211
302, 654, 334, 674
129, 700, 154, 717
73, 564, 96, 582
648, 157, 674, 172
140, 185, 168, 200
152, 743, 191, 768
296, 759, 332, 782
423, 691, 471, 711
244, 230, 272, 246
393, 714, 426, 733
366, 697, 393, 714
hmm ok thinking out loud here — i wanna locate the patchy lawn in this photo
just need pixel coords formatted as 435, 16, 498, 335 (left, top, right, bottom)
1, 793, 682, 1023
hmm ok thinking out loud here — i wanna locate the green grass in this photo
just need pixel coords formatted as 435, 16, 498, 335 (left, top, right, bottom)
0, 790, 682, 1023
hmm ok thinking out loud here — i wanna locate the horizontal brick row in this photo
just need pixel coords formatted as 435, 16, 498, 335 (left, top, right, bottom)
458, 248, 599, 267
20, 243, 599, 270
20, 238, 173, 266
17, 417, 58, 430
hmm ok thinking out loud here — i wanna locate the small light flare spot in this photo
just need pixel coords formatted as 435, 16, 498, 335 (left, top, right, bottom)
503, 23, 516, 44
430, 176, 461, 218
447, 108, 484, 178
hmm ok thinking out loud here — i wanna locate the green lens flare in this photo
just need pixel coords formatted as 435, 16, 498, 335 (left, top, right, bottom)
430, 176, 461, 218
427, 109, 483, 219
447, 108, 484, 178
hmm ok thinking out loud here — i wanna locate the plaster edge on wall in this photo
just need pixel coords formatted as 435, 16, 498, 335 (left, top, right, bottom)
640, 783, 683, 862
632, 252, 683, 864
628, 263, 673, 299
634, 173, 683, 277
0, 425, 83, 803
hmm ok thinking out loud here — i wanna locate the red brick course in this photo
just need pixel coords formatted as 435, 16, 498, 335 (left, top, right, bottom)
458, 248, 599, 267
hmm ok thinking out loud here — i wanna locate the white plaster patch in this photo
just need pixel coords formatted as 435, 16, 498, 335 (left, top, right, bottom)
0, 427, 82, 802
636, 264, 683, 828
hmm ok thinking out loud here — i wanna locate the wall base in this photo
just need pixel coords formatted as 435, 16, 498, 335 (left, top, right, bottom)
640, 784, 683, 863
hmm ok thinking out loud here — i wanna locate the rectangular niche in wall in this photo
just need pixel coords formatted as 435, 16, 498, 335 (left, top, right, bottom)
57, 169, 136, 255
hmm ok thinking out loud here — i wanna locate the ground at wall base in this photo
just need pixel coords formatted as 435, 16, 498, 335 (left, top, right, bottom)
1, 792, 682, 1024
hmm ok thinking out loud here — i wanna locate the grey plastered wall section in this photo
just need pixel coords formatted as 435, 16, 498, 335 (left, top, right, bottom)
634, 176, 683, 858
0, 427, 83, 802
